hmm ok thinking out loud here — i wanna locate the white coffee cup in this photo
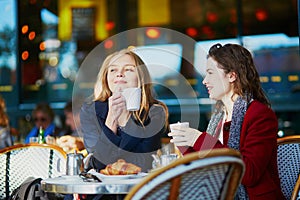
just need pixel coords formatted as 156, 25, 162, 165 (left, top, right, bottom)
122, 87, 141, 111
169, 122, 189, 132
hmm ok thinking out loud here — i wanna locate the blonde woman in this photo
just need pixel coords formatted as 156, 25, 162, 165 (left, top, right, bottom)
80, 48, 169, 172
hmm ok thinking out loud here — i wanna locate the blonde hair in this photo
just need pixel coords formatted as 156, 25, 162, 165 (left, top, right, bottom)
94, 48, 169, 127
0, 96, 9, 127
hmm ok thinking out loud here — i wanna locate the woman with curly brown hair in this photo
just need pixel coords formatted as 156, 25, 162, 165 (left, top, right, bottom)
169, 44, 284, 200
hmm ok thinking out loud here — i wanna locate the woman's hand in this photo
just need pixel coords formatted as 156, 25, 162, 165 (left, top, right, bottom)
105, 92, 126, 133
108, 92, 126, 120
168, 127, 202, 147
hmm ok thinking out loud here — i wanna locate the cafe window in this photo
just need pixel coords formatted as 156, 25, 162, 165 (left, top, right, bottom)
19, 0, 76, 104
72, 7, 96, 41
0, 0, 18, 106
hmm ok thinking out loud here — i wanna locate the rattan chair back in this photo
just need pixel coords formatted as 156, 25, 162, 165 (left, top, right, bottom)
277, 135, 300, 200
0, 143, 67, 199
125, 148, 245, 200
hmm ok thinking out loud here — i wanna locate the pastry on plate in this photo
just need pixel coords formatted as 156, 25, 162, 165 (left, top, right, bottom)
100, 159, 141, 175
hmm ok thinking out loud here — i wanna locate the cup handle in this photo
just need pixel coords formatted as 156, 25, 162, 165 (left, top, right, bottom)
83, 153, 93, 172
56, 158, 63, 174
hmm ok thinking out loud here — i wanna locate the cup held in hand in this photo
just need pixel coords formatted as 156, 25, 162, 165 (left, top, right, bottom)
169, 122, 189, 132
122, 87, 141, 111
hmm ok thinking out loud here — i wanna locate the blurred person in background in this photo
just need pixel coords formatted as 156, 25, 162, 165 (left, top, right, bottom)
56, 101, 84, 153
64, 101, 80, 137
0, 96, 13, 149
25, 102, 63, 143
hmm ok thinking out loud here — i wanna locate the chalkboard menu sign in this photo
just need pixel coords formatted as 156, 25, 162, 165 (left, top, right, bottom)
72, 8, 95, 40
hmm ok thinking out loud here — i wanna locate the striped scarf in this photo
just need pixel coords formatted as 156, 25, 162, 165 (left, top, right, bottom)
206, 96, 252, 200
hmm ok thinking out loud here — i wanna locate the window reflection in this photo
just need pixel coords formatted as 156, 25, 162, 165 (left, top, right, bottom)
0, 0, 17, 85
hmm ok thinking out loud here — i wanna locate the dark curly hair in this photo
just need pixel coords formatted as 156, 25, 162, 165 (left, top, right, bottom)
208, 43, 270, 106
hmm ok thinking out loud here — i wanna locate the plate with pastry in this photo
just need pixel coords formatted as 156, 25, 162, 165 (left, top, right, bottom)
88, 159, 148, 181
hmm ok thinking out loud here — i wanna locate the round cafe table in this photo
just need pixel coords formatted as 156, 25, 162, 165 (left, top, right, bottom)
41, 175, 142, 195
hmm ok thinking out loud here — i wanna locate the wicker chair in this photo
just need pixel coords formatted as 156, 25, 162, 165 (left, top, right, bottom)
277, 135, 300, 200
0, 143, 67, 199
125, 148, 245, 200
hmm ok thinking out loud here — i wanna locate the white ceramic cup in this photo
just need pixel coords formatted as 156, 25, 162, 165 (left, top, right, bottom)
122, 87, 141, 111
169, 122, 190, 132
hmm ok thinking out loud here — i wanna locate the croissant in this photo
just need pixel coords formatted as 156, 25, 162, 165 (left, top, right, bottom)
100, 159, 141, 175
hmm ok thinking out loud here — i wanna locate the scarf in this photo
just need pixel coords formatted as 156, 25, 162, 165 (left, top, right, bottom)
206, 96, 252, 200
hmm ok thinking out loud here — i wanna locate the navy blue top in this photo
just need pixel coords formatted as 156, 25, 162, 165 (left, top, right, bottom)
80, 100, 167, 172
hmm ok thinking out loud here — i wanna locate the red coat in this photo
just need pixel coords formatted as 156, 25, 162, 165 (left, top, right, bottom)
179, 100, 285, 200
